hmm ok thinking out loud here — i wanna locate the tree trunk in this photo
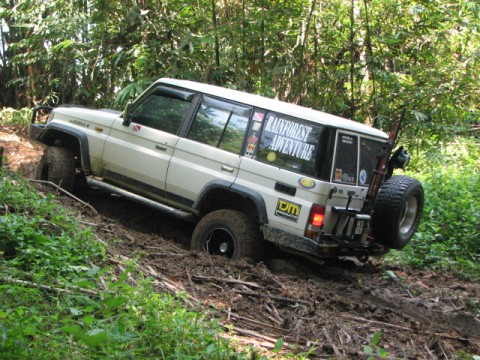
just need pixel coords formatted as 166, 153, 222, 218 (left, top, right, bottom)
212, 0, 220, 68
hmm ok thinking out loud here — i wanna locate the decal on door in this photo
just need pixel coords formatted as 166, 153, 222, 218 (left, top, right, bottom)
275, 198, 301, 223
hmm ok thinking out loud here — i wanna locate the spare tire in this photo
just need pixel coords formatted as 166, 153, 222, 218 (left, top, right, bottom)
371, 175, 424, 249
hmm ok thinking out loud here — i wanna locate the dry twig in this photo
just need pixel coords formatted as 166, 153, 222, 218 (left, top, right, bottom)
0, 277, 98, 297
233, 289, 310, 305
192, 275, 261, 289
30, 179, 97, 214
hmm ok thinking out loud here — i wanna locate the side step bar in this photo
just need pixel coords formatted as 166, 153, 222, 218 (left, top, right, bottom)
86, 178, 194, 221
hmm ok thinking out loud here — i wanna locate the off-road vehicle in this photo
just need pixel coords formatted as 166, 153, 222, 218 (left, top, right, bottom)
29, 78, 424, 262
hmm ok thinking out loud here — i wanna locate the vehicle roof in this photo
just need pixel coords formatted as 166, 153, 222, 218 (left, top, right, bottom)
157, 78, 388, 139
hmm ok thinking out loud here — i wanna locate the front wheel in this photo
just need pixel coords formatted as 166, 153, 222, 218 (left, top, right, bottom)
36, 147, 75, 193
191, 209, 264, 261
371, 175, 424, 249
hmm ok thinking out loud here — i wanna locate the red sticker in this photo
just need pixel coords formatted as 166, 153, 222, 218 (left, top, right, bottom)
253, 112, 264, 122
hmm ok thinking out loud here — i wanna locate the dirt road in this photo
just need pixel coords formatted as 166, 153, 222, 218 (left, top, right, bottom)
1, 126, 479, 359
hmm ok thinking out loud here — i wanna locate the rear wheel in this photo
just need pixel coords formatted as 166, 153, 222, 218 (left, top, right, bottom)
36, 147, 75, 193
191, 209, 264, 261
371, 175, 424, 249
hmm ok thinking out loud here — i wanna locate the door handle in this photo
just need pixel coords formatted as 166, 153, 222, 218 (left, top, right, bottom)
221, 165, 234, 173
275, 182, 296, 196
155, 144, 167, 151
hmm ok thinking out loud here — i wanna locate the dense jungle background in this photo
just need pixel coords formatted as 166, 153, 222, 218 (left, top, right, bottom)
1, 0, 479, 358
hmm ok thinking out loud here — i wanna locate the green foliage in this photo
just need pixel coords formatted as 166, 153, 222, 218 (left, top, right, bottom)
363, 331, 388, 359
388, 138, 480, 279
0, 172, 103, 280
1, 0, 478, 144
0, 171, 256, 359
0, 108, 31, 126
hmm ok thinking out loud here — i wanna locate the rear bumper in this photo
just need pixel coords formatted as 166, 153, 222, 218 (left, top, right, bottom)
262, 224, 388, 258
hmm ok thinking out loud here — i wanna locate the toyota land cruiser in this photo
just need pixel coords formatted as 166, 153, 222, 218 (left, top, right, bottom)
29, 78, 424, 262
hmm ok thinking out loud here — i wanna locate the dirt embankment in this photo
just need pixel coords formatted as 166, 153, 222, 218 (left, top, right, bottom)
1, 126, 479, 359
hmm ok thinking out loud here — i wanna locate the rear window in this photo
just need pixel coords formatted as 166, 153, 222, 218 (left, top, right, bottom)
333, 132, 383, 186
257, 112, 325, 177
333, 133, 358, 185
359, 138, 383, 187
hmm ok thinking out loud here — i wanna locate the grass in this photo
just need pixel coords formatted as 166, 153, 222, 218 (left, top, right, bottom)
386, 137, 480, 280
0, 170, 262, 359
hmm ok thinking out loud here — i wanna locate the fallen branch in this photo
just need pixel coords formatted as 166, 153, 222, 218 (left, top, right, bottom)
226, 325, 282, 345
264, 302, 284, 326
144, 264, 198, 306
233, 290, 310, 306
342, 314, 411, 331
192, 275, 261, 289
149, 252, 185, 257
322, 327, 342, 357
342, 314, 472, 342
30, 179, 97, 214
1, 277, 98, 297
229, 312, 289, 335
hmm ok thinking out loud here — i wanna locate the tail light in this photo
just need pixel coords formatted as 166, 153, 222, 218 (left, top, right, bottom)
305, 204, 325, 239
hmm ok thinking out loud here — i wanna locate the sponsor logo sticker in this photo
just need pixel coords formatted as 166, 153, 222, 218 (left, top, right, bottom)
275, 198, 301, 223
298, 177, 316, 189
359, 169, 367, 185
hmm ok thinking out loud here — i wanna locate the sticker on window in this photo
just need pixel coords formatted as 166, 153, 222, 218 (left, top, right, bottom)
275, 198, 301, 223
253, 112, 265, 122
263, 115, 315, 161
245, 143, 256, 157
359, 169, 367, 185
335, 169, 342, 182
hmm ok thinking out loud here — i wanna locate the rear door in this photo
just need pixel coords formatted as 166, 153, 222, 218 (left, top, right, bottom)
324, 132, 384, 234
101, 86, 194, 200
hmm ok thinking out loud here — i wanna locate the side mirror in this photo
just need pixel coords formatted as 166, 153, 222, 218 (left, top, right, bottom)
122, 102, 133, 126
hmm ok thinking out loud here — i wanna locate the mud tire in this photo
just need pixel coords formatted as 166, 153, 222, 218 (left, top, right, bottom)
371, 175, 424, 249
37, 147, 75, 193
191, 209, 264, 261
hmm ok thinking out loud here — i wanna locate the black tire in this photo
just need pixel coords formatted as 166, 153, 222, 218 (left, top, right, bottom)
36, 147, 75, 193
191, 209, 264, 261
371, 175, 424, 249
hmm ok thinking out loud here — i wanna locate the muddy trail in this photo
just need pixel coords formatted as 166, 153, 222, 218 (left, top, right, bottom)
1, 126, 479, 359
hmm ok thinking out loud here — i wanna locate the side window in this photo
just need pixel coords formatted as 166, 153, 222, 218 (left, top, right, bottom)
188, 96, 251, 154
130, 87, 193, 134
257, 112, 324, 177
333, 133, 358, 185
359, 138, 383, 187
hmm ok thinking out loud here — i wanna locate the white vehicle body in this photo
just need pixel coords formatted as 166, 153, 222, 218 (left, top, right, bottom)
30, 78, 423, 261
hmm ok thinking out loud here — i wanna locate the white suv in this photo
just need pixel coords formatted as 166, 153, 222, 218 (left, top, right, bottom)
30, 78, 424, 261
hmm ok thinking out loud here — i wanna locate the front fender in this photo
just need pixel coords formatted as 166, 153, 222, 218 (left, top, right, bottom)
38, 123, 91, 172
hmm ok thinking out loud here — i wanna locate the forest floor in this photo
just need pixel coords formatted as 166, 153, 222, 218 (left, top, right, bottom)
1, 125, 479, 359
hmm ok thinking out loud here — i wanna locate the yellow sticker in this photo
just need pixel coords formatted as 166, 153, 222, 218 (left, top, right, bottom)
267, 151, 277, 162
298, 177, 316, 189
275, 198, 301, 223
